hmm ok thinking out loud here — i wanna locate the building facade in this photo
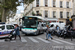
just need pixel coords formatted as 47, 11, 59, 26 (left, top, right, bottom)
24, 0, 73, 23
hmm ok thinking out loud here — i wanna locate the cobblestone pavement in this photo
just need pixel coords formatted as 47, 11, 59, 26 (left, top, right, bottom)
0, 32, 75, 50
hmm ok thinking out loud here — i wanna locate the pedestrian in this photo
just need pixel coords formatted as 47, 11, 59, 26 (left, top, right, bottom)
14, 24, 21, 40
46, 25, 48, 40
47, 26, 53, 40
56, 25, 60, 36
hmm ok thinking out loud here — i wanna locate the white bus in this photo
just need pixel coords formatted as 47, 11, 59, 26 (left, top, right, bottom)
21, 16, 47, 35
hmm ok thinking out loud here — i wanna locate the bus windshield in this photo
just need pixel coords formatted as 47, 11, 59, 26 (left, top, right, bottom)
24, 19, 37, 28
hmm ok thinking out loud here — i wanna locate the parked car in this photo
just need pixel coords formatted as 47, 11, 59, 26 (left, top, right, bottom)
0, 24, 14, 38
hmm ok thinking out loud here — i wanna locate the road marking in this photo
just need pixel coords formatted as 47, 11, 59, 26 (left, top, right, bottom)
21, 37, 27, 42
28, 37, 39, 43
37, 37, 50, 43
10, 41, 16, 42
0, 40, 5, 42
54, 38, 75, 45
51, 40, 63, 44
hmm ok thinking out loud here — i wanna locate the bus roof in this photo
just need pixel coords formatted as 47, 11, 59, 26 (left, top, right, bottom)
23, 16, 44, 20
23, 16, 58, 21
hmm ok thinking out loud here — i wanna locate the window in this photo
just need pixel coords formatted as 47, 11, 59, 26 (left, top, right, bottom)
6, 25, 14, 29
60, 12, 63, 18
67, 12, 69, 18
36, 11, 39, 16
36, 0, 39, 7
53, 11, 56, 18
60, 1, 63, 8
45, 0, 48, 7
53, 0, 56, 7
0, 26, 5, 30
45, 11, 48, 18
67, 2, 69, 8
59, 21, 63, 23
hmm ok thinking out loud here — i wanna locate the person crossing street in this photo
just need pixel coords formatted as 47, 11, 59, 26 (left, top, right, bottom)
46, 25, 53, 40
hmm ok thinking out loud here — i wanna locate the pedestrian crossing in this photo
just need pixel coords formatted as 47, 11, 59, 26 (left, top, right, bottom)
0, 37, 75, 45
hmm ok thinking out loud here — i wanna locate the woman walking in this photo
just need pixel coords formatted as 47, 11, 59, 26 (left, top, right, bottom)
46, 25, 48, 40
14, 24, 21, 40
47, 26, 53, 40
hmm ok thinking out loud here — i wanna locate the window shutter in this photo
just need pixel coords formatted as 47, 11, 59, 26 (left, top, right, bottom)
43, 0, 45, 6
39, 0, 40, 6
34, 0, 36, 7
52, 11, 53, 18
69, 1, 71, 8
48, 0, 50, 7
43, 10, 45, 17
52, 0, 53, 7
48, 11, 50, 18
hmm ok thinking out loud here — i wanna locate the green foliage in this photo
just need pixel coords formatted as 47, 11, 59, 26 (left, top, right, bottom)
32, 11, 35, 15
23, 0, 34, 4
0, 0, 21, 22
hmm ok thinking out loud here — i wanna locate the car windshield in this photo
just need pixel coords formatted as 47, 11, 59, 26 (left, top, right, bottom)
0, 25, 5, 30
24, 19, 37, 28
6, 25, 14, 29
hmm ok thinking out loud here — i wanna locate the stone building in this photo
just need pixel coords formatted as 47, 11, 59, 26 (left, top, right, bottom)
24, 0, 73, 23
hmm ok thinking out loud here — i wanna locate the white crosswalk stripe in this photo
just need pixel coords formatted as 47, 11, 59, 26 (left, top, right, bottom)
37, 37, 50, 43
0, 40, 5, 42
0, 37, 75, 45
51, 40, 63, 44
21, 37, 27, 42
54, 38, 75, 45
28, 37, 39, 43
10, 41, 16, 42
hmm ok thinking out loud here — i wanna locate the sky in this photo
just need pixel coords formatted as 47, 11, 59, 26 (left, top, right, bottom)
16, 3, 24, 14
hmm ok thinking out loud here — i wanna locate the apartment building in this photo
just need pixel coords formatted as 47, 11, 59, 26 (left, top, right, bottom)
24, 0, 73, 23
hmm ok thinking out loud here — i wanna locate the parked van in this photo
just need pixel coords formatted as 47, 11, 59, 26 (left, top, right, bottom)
49, 22, 65, 30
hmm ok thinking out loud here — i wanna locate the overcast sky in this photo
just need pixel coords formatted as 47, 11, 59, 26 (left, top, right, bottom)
16, 3, 24, 14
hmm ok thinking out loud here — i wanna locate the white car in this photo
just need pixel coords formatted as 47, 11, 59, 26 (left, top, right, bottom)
0, 24, 14, 38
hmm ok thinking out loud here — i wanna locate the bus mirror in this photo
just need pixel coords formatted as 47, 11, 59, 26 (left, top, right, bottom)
22, 17, 25, 20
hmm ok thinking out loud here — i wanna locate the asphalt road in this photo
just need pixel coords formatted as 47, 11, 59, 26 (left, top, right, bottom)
0, 32, 75, 50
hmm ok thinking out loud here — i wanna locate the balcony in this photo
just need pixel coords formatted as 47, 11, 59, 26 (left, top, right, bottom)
45, 15, 48, 18
67, 7, 69, 8
53, 5, 56, 7
36, 5, 39, 7
60, 6, 63, 8
45, 5, 48, 7
60, 16, 63, 18
53, 16, 56, 18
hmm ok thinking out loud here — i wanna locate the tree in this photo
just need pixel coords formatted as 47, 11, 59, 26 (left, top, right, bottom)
1, 0, 20, 22
23, 0, 34, 15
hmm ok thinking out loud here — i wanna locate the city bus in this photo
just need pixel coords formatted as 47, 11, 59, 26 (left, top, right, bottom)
21, 16, 47, 35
